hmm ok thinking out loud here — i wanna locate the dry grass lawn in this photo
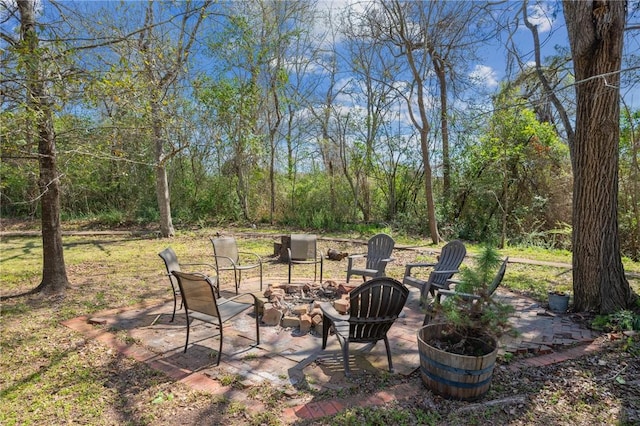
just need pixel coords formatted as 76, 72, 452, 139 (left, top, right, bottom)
1, 225, 639, 425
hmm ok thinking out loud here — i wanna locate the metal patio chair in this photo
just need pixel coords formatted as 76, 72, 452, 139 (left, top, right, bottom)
158, 247, 219, 322
171, 270, 260, 365
210, 236, 263, 294
287, 234, 323, 283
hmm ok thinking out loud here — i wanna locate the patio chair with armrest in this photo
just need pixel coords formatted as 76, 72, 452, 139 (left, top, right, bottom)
402, 240, 466, 304
210, 236, 263, 294
287, 234, 323, 283
320, 276, 409, 376
158, 247, 219, 322
424, 257, 509, 325
346, 233, 395, 283
171, 270, 260, 365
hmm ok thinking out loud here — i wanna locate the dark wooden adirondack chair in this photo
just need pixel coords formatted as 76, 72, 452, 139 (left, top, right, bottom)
320, 277, 409, 376
346, 233, 395, 283
424, 257, 509, 326
171, 270, 260, 365
403, 240, 466, 304
158, 247, 219, 322
210, 236, 263, 294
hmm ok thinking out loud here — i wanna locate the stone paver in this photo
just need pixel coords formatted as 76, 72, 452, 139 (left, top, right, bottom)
61, 277, 604, 424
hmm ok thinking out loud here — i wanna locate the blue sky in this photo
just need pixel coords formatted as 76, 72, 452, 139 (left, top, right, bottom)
330, 0, 638, 111
2, 0, 637, 112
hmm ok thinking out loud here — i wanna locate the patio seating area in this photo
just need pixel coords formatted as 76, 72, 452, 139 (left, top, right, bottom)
62, 274, 600, 395
56, 235, 604, 421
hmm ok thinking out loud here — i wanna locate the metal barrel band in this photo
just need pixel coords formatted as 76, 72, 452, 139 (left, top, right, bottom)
419, 350, 496, 376
420, 366, 493, 389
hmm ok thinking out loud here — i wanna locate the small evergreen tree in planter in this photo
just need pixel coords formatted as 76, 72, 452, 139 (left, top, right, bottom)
418, 244, 514, 400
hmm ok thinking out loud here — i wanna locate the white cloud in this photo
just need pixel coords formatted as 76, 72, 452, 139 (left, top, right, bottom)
469, 65, 499, 89
526, 2, 554, 33
315, 0, 369, 16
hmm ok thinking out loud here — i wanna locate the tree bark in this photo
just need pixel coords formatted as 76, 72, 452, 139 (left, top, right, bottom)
433, 56, 451, 201
383, 0, 440, 243
153, 107, 175, 238
18, 0, 69, 295
563, 0, 632, 313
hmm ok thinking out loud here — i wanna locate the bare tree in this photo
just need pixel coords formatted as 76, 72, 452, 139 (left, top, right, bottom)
336, 8, 400, 223
521, 1, 575, 148
255, 0, 313, 224
137, 0, 212, 237
362, 0, 441, 243
423, 2, 491, 203
201, 0, 313, 223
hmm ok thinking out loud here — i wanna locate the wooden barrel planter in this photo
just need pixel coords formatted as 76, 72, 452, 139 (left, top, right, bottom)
417, 323, 498, 401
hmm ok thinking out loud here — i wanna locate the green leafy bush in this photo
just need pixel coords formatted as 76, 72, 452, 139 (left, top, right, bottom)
592, 310, 640, 332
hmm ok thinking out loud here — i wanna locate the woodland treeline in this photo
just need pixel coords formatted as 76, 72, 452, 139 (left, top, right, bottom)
1, 0, 639, 263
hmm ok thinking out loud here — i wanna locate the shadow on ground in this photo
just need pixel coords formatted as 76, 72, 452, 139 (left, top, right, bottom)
63, 276, 600, 399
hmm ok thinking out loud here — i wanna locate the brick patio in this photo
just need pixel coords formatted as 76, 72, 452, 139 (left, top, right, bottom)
62, 276, 602, 423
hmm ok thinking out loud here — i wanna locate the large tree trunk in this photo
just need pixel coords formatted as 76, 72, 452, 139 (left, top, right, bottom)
36, 118, 69, 295
563, 0, 632, 313
18, 0, 69, 295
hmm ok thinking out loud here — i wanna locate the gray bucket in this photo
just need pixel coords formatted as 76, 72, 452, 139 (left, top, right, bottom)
548, 292, 569, 313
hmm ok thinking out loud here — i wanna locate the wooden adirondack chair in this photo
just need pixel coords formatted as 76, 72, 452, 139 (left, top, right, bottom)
403, 240, 466, 304
424, 257, 509, 326
320, 277, 409, 376
346, 233, 395, 283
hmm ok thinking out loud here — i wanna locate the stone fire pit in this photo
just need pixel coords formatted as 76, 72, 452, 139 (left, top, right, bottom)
261, 281, 357, 333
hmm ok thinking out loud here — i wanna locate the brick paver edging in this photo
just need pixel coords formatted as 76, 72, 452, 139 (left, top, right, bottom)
506, 339, 603, 371
281, 382, 423, 423
281, 341, 605, 422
